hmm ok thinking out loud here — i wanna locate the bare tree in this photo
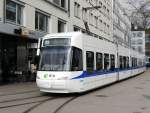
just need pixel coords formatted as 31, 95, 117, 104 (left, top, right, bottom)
126, 0, 150, 30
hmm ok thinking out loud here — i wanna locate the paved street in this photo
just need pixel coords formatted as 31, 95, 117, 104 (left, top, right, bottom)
0, 70, 150, 113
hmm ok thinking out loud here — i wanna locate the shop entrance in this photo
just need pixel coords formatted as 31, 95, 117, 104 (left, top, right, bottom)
0, 38, 2, 83
0, 34, 38, 84
0, 36, 17, 83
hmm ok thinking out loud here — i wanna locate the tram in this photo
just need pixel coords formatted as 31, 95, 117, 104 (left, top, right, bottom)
36, 32, 145, 93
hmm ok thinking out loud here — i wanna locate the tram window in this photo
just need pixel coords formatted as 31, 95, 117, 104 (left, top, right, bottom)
71, 47, 83, 71
123, 56, 126, 68
96, 53, 103, 71
86, 51, 94, 74
135, 58, 137, 67
110, 54, 115, 71
120, 56, 123, 69
104, 53, 109, 70
127, 57, 129, 68
132, 57, 134, 67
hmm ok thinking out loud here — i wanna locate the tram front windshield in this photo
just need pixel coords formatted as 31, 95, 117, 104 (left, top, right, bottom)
39, 46, 71, 71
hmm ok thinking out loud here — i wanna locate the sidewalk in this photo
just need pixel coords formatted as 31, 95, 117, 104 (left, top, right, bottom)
0, 82, 39, 96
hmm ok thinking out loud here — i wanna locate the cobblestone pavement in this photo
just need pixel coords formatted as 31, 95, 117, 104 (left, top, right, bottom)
0, 70, 149, 113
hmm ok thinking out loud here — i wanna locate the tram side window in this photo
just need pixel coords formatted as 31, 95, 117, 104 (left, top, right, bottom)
132, 57, 134, 67
127, 57, 129, 68
71, 47, 83, 71
110, 54, 115, 71
123, 56, 126, 69
120, 56, 123, 69
96, 53, 103, 71
135, 58, 137, 67
104, 53, 109, 70
86, 51, 94, 74
132, 57, 137, 67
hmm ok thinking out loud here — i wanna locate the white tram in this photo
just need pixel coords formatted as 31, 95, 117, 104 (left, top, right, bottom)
36, 32, 146, 93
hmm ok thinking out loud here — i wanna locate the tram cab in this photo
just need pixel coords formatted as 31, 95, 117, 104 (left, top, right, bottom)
36, 32, 84, 93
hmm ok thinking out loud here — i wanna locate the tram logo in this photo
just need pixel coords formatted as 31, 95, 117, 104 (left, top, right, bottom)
44, 74, 48, 79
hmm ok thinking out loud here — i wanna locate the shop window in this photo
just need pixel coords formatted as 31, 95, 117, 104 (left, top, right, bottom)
96, 53, 103, 71
6, 0, 23, 25
35, 11, 49, 32
86, 51, 94, 74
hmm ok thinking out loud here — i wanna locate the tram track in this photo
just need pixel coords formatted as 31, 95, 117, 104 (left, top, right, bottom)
0, 89, 80, 113
0, 89, 39, 97
23, 97, 57, 113
23, 95, 80, 113
53, 96, 79, 113
0, 95, 43, 103
0, 97, 55, 109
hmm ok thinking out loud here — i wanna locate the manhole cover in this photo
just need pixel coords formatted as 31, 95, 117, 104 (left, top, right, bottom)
135, 87, 144, 89
141, 107, 147, 110
143, 94, 150, 100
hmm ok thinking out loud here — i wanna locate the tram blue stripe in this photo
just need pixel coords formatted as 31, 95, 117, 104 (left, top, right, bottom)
72, 66, 145, 79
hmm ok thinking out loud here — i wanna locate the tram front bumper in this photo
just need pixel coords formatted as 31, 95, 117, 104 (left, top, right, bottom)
36, 79, 70, 93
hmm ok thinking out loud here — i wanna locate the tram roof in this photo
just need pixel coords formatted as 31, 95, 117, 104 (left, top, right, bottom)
43, 32, 82, 39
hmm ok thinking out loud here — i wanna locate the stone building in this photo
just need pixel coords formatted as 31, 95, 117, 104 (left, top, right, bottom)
0, 0, 113, 83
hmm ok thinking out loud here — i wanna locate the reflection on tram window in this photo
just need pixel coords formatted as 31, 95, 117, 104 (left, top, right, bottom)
39, 46, 71, 71
110, 54, 115, 71
104, 53, 109, 70
96, 52, 103, 71
71, 47, 83, 71
86, 51, 94, 74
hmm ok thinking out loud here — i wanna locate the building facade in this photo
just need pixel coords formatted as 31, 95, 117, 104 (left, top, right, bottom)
113, 0, 131, 47
145, 31, 150, 66
0, 0, 113, 83
71, 0, 113, 41
131, 31, 145, 54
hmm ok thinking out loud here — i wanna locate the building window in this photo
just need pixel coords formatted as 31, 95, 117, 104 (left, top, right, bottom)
74, 2, 80, 18
58, 19, 66, 33
6, 0, 23, 25
53, 0, 66, 8
89, 13, 94, 25
82, 8, 87, 21
94, 16, 98, 27
74, 26, 80, 31
35, 12, 49, 32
